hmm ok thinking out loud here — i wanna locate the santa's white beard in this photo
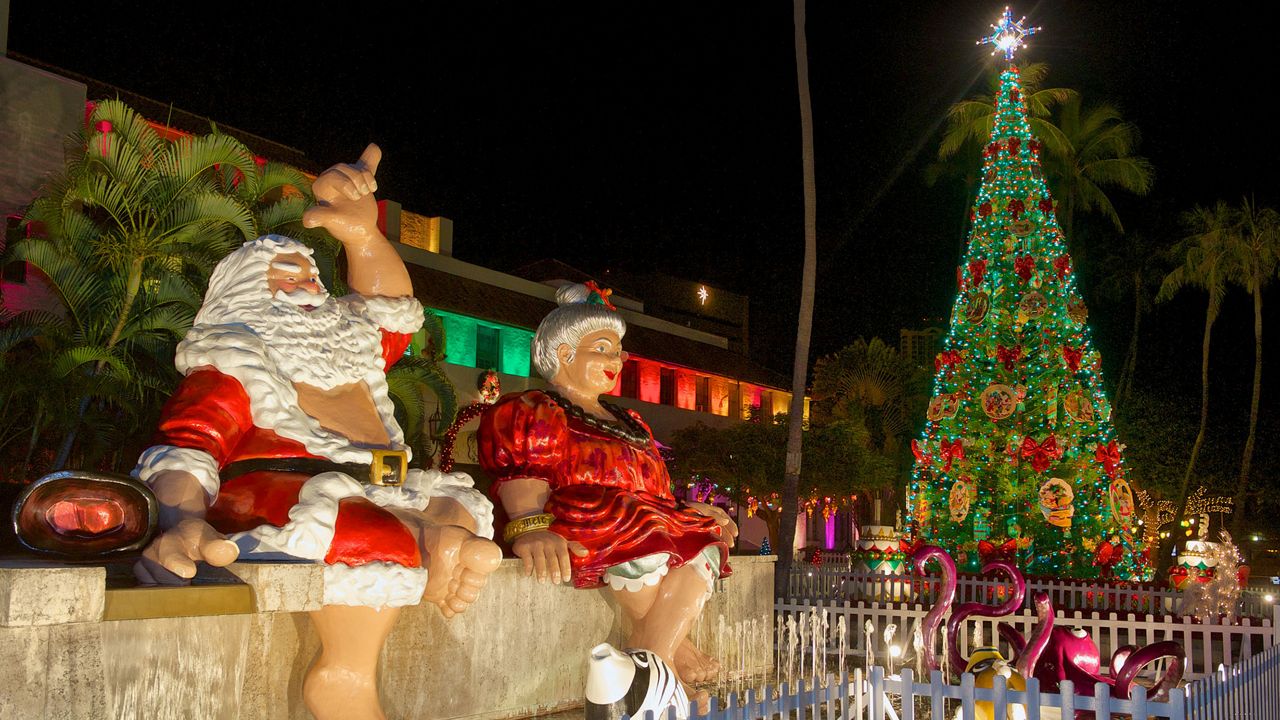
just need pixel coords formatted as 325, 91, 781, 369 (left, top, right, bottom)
241, 295, 386, 390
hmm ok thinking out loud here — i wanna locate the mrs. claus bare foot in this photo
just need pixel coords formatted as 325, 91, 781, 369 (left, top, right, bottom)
675, 638, 721, 684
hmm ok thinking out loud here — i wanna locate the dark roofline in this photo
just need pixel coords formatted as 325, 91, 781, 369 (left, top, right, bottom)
7, 52, 322, 174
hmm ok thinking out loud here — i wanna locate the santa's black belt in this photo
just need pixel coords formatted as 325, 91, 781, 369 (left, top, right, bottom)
221, 450, 408, 487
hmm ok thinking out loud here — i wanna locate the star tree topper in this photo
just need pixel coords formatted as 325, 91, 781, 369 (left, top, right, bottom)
978, 6, 1040, 62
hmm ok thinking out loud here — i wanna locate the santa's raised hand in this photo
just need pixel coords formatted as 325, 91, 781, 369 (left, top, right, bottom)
303, 143, 382, 245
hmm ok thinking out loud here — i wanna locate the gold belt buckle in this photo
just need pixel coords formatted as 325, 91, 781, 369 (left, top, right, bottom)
369, 449, 408, 487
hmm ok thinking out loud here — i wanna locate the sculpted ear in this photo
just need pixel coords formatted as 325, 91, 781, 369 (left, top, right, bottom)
556, 343, 574, 367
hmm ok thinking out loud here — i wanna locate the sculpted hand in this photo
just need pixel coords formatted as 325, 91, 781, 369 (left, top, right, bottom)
302, 143, 382, 244
133, 517, 239, 584
686, 500, 739, 541
512, 529, 587, 584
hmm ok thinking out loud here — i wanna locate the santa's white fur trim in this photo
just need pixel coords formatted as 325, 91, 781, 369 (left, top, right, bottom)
324, 562, 429, 608
231, 472, 362, 559
345, 294, 425, 335
408, 468, 496, 539
134, 445, 222, 502
174, 319, 406, 466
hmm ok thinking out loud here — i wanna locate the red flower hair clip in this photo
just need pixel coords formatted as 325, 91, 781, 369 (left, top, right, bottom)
583, 281, 617, 311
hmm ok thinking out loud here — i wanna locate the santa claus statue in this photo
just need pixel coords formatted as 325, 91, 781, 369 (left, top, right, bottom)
477, 282, 737, 707
21, 146, 501, 720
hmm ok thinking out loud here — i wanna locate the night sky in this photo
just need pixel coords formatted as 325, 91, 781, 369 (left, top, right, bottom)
8, 2, 1280, 452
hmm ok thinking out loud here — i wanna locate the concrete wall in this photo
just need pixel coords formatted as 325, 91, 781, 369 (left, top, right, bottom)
0, 555, 774, 720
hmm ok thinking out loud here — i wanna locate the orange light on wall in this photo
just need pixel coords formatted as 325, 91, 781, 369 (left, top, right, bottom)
637, 360, 661, 404
709, 378, 730, 417
675, 371, 697, 410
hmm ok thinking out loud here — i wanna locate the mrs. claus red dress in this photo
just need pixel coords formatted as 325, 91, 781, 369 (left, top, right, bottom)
478, 390, 731, 589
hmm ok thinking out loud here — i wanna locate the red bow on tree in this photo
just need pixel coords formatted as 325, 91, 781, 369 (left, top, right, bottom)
979, 539, 1018, 564
1014, 255, 1035, 282
996, 344, 1022, 371
899, 537, 924, 556
1038, 198, 1054, 215
935, 349, 963, 371
1095, 441, 1122, 477
1062, 345, 1084, 372
979, 201, 993, 218
1028, 139, 1041, 155
1008, 198, 1026, 220
984, 142, 1000, 158
969, 259, 988, 287
1007, 137, 1022, 154
1053, 254, 1071, 280
1093, 539, 1120, 576
911, 438, 933, 467
939, 438, 965, 471
1020, 435, 1064, 473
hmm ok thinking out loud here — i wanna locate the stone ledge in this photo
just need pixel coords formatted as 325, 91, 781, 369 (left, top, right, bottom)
228, 561, 325, 613
0, 564, 105, 627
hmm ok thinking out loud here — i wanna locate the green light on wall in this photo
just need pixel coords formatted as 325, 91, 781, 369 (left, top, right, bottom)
430, 309, 533, 377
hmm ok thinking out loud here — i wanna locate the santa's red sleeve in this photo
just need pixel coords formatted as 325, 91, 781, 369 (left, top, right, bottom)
134, 369, 254, 501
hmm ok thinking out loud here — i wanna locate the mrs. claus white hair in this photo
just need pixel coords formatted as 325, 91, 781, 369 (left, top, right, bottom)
196, 235, 325, 327
531, 283, 627, 382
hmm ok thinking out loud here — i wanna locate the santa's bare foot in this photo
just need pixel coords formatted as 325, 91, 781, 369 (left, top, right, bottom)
421, 524, 502, 617
675, 638, 721, 684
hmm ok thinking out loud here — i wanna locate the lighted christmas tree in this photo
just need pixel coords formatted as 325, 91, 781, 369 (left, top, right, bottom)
904, 9, 1149, 580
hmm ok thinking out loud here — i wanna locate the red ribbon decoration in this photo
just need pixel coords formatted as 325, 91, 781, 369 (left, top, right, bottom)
1038, 198, 1054, 214
911, 438, 933, 467
979, 539, 1018, 564
1054, 254, 1072, 279
1093, 539, 1119, 572
1008, 198, 1026, 219
1014, 255, 1035, 282
583, 280, 617, 311
939, 438, 965, 471
1020, 434, 1064, 473
935, 349, 963, 371
996, 344, 1022, 371
968, 259, 988, 287
1095, 441, 1122, 477
984, 142, 1000, 158
1062, 345, 1084, 372
979, 201, 993, 218
1007, 137, 1021, 154
1028, 139, 1041, 155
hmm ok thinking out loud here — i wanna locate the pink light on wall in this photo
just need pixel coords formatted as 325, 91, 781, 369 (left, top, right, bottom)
637, 360, 661, 404
825, 513, 836, 550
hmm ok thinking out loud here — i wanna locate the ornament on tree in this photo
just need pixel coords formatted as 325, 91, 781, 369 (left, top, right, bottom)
1108, 478, 1135, 529
1067, 296, 1089, 325
965, 292, 991, 324
980, 384, 1018, 420
927, 393, 962, 421
1063, 388, 1096, 422
949, 479, 972, 523
1018, 290, 1048, 321
478, 369, 502, 404
1038, 478, 1074, 527
935, 349, 965, 372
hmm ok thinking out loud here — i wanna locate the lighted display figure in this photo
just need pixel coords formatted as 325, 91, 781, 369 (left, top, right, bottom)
978, 6, 1040, 62
477, 282, 737, 703
21, 146, 502, 720
907, 11, 1150, 580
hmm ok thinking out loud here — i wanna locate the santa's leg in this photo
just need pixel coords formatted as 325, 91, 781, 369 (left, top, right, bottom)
419, 523, 503, 617
305, 604, 400, 720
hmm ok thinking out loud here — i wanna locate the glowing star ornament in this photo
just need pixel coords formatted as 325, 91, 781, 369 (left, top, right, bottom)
978, 7, 1040, 62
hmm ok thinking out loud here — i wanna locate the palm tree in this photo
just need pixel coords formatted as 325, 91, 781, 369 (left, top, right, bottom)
934, 63, 1076, 165
1227, 199, 1280, 535
1097, 233, 1165, 412
385, 310, 458, 464
1042, 97, 1154, 240
810, 337, 928, 459
777, 0, 818, 598
1154, 202, 1240, 571
15, 99, 310, 470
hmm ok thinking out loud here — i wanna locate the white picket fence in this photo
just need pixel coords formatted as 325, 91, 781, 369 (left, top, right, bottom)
625, 666, 1189, 719
1183, 642, 1280, 720
788, 566, 1276, 619
776, 599, 1280, 681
